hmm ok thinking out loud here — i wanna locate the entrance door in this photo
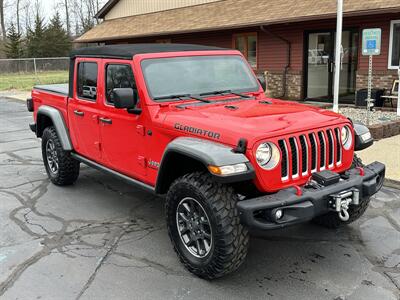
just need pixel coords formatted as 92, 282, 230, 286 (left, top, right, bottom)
305, 30, 358, 103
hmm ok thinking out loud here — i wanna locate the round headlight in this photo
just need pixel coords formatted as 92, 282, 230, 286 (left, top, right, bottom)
341, 127, 349, 144
341, 126, 352, 150
256, 142, 280, 170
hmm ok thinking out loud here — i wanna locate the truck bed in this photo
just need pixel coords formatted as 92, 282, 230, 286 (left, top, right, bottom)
32, 84, 69, 126
34, 84, 69, 96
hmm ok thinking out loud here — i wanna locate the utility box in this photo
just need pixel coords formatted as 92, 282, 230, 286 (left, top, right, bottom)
356, 89, 385, 107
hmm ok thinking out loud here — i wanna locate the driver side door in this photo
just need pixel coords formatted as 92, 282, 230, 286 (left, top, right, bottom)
99, 60, 147, 179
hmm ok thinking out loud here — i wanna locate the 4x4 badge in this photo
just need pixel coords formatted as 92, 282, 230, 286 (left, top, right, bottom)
148, 160, 160, 170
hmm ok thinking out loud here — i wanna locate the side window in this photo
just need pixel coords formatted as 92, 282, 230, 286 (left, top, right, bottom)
106, 64, 135, 104
77, 62, 98, 101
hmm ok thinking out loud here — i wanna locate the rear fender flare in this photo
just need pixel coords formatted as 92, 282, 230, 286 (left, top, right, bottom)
36, 106, 73, 151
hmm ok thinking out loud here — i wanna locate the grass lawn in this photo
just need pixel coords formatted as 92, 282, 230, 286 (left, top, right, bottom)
0, 71, 68, 91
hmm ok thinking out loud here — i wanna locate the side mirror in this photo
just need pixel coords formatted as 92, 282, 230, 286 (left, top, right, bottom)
257, 74, 266, 92
112, 88, 141, 114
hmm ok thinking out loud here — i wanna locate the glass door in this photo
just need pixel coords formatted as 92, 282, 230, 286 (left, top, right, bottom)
305, 30, 358, 103
306, 32, 333, 100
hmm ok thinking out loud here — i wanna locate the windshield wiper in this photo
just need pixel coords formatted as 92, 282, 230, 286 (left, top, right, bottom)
153, 94, 211, 103
199, 90, 251, 99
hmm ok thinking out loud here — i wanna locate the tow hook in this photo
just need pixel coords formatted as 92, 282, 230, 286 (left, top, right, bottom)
329, 189, 360, 222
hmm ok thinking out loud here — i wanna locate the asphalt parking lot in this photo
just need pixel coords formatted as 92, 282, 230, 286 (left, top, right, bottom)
0, 97, 400, 300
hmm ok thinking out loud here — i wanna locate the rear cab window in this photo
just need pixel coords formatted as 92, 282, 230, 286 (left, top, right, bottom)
77, 62, 98, 101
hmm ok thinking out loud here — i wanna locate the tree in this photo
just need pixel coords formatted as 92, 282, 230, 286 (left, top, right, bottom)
26, 12, 46, 57
4, 22, 23, 58
44, 12, 71, 57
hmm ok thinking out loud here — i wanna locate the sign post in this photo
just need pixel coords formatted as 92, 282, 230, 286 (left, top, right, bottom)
362, 28, 382, 125
398, 66, 400, 117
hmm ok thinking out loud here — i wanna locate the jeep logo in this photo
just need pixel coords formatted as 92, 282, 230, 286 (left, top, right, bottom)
174, 123, 220, 140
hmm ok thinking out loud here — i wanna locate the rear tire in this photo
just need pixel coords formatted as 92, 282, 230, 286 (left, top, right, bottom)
42, 126, 80, 186
312, 154, 372, 229
166, 172, 249, 279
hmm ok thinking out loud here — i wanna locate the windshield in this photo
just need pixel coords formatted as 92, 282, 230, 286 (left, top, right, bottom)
141, 55, 259, 100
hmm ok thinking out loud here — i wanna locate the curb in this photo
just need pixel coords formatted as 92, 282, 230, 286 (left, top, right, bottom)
384, 178, 400, 190
368, 120, 400, 140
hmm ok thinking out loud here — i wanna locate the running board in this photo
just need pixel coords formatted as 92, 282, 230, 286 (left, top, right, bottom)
71, 153, 155, 194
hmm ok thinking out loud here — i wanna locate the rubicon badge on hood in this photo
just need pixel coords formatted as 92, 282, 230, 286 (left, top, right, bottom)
174, 123, 221, 140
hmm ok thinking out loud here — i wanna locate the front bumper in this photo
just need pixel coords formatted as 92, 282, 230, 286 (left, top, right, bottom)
237, 162, 385, 230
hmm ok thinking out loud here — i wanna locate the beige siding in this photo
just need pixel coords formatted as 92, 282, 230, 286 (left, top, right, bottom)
105, 0, 221, 20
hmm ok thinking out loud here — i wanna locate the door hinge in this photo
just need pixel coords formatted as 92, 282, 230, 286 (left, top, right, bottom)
94, 141, 101, 151
136, 125, 145, 136
138, 156, 146, 167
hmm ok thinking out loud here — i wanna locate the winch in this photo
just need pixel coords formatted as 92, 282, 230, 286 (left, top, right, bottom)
329, 189, 360, 221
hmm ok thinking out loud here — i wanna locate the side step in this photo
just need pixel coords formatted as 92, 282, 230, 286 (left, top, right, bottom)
71, 153, 156, 194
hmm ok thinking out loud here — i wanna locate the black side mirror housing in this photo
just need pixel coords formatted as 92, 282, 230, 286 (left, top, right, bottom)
353, 122, 374, 151
112, 88, 137, 109
257, 74, 266, 92
112, 88, 141, 114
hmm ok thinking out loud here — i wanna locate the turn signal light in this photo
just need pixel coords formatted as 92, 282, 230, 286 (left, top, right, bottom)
208, 163, 247, 176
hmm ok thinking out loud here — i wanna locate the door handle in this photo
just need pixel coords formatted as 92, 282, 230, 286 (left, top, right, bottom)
99, 117, 112, 125
74, 110, 84, 116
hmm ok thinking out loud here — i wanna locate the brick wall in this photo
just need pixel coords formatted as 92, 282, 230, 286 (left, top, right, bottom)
265, 71, 302, 100
356, 70, 398, 91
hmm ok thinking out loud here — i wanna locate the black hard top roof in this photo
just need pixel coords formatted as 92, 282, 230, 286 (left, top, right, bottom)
70, 44, 228, 59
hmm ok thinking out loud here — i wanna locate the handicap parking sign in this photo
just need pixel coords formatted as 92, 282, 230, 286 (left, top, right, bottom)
366, 40, 376, 50
362, 28, 381, 56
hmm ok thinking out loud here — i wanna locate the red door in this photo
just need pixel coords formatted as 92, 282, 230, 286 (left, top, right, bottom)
98, 61, 147, 179
68, 60, 102, 161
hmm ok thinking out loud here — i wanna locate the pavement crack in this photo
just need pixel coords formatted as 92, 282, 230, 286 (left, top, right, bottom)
75, 227, 128, 300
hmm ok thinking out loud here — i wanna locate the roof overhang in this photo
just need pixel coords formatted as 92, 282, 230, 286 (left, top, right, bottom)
95, 0, 119, 19
79, 1, 400, 44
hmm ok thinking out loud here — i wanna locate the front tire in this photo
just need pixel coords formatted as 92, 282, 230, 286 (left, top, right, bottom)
313, 154, 373, 229
166, 172, 249, 279
42, 126, 80, 186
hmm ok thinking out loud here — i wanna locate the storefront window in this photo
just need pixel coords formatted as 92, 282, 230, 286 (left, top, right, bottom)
389, 20, 400, 69
233, 33, 257, 68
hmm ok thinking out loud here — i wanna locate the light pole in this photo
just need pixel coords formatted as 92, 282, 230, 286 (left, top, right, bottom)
333, 0, 343, 113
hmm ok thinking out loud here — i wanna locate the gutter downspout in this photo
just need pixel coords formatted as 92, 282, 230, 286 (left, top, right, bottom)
260, 25, 291, 98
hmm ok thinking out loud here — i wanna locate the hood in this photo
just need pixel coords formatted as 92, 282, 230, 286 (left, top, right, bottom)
158, 99, 349, 148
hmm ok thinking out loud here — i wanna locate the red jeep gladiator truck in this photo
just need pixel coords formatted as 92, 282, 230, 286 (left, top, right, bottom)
27, 44, 385, 279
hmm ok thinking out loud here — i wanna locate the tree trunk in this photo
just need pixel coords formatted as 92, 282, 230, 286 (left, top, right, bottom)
16, 0, 20, 35
65, 0, 70, 36
0, 0, 6, 40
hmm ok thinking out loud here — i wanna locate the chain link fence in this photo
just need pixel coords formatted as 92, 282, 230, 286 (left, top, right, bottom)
0, 57, 69, 91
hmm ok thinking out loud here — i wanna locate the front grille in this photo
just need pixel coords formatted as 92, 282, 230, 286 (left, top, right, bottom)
278, 140, 288, 179
278, 127, 342, 181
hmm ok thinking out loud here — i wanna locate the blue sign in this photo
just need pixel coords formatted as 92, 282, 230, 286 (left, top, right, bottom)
362, 28, 381, 56
366, 40, 376, 50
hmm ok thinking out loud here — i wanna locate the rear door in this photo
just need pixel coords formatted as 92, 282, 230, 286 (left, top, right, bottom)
68, 59, 102, 161
99, 60, 147, 179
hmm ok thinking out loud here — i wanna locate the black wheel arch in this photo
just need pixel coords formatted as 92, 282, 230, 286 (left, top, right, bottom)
36, 106, 73, 151
155, 138, 255, 194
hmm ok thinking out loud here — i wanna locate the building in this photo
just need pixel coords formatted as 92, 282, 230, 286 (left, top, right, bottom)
76, 0, 400, 103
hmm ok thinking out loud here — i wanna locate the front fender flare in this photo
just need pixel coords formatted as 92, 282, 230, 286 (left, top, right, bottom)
155, 137, 255, 193
37, 106, 73, 151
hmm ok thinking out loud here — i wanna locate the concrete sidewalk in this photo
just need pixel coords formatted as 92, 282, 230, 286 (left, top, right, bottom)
357, 135, 400, 183
0, 90, 30, 101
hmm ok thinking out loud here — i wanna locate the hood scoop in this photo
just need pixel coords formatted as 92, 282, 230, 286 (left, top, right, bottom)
225, 105, 239, 110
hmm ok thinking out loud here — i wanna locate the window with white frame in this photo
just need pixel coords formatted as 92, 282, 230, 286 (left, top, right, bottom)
389, 20, 400, 69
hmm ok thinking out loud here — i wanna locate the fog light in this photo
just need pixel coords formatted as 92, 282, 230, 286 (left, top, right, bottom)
275, 209, 283, 220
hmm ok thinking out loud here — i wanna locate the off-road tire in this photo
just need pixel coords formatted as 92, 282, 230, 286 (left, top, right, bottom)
312, 154, 371, 229
166, 172, 249, 279
42, 126, 80, 186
